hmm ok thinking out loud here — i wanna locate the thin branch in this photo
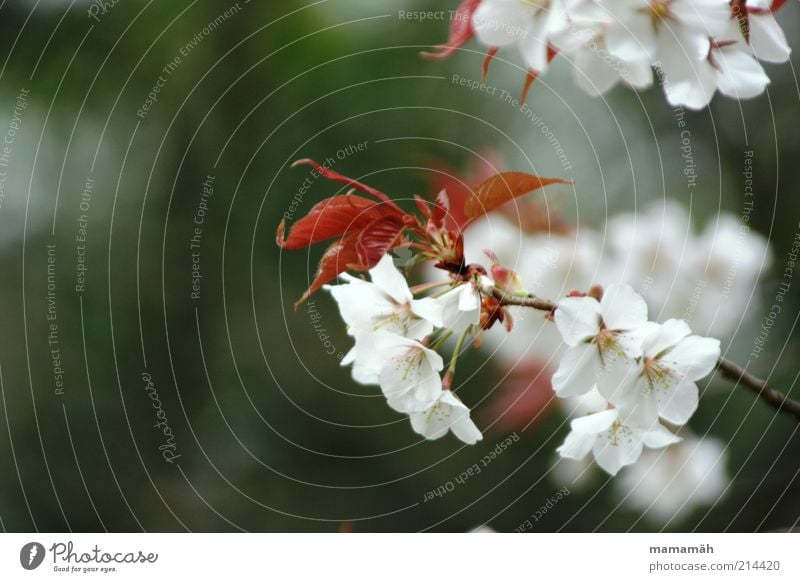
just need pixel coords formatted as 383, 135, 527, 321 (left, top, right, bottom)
492, 289, 556, 313
716, 358, 800, 422
493, 289, 800, 422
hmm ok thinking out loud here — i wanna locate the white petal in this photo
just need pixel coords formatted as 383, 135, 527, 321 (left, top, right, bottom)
552, 343, 602, 398
557, 430, 596, 460
326, 279, 393, 332
518, 13, 551, 72
661, 335, 720, 381
615, 321, 659, 359
642, 319, 692, 358
748, 13, 791, 63
622, 56, 654, 89
671, 0, 732, 38
383, 364, 442, 413
345, 334, 383, 385
410, 391, 480, 443
605, 11, 655, 62
555, 296, 601, 346
341, 343, 357, 366
452, 414, 484, 445
654, 376, 699, 425
618, 396, 660, 427
438, 286, 482, 333
472, 0, 533, 47
600, 283, 648, 331
458, 285, 481, 311
716, 47, 770, 100
404, 317, 435, 342
641, 423, 682, 449
369, 254, 412, 304
658, 33, 717, 110
593, 430, 643, 476
410, 297, 445, 329
410, 407, 448, 440
375, 336, 444, 412
571, 408, 618, 434
573, 42, 624, 96
595, 354, 642, 406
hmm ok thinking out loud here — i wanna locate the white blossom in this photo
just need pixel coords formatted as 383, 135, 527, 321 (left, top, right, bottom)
745, 0, 791, 64
604, 0, 731, 64
463, 0, 792, 108
473, 0, 570, 73
409, 389, 483, 444
552, 283, 654, 398
367, 332, 445, 414
553, 0, 653, 95
598, 319, 721, 425
658, 21, 770, 110
325, 254, 443, 341
557, 401, 681, 475
435, 281, 483, 334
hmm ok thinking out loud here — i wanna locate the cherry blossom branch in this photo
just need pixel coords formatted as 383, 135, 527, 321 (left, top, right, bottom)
492, 291, 556, 313
715, 359, 800, 422
492, 289, 800, 423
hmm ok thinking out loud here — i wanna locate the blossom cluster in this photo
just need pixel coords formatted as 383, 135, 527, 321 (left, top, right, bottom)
278, 160, 726, 478
277, 160, 567, 446
325, 255, 487, 444
461, 200, 770, 365
553, 283, 720, 475
430, 0, 791, 109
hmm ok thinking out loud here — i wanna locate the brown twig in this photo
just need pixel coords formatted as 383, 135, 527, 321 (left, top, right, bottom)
715, 358, 800, 422
493, 289, 800, 422
492, 289, 556, 313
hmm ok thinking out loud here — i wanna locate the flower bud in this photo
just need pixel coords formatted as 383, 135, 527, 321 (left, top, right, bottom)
485, 251, 528, 297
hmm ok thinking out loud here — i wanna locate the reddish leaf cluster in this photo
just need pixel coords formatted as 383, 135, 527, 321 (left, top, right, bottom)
277, 159, 569, 308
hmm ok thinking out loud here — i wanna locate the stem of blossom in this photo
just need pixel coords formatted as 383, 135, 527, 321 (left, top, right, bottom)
447, 325, 474, 379
491, 289, 800, 422
409, 280, 452, 295
429, 329, 454, 352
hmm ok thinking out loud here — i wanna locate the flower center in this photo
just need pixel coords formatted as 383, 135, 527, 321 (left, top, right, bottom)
642, 356, 671, 392
593, 327, 625, 365
372, 301, 412, 333
608, 420, 633, 447
399, 350, 424, 382
646, 0, 672, 27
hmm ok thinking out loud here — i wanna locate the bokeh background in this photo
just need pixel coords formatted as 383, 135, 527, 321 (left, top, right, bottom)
0, 0, 798, 532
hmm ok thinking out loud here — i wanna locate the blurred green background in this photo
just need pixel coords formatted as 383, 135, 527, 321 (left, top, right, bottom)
0, 0, 798, 532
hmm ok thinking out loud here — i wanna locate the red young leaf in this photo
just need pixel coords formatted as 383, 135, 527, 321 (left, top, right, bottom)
464, 172, 571, 221
771, 0, 787, 10
292, 158, 404, 213
420, 0, 482, 61
414, 195, 433, 218
277, 195, 399, 250
294, 233, 364, 309
432, 189, 451, 227
427, 154, 500, 231
356, 216, 406, 267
